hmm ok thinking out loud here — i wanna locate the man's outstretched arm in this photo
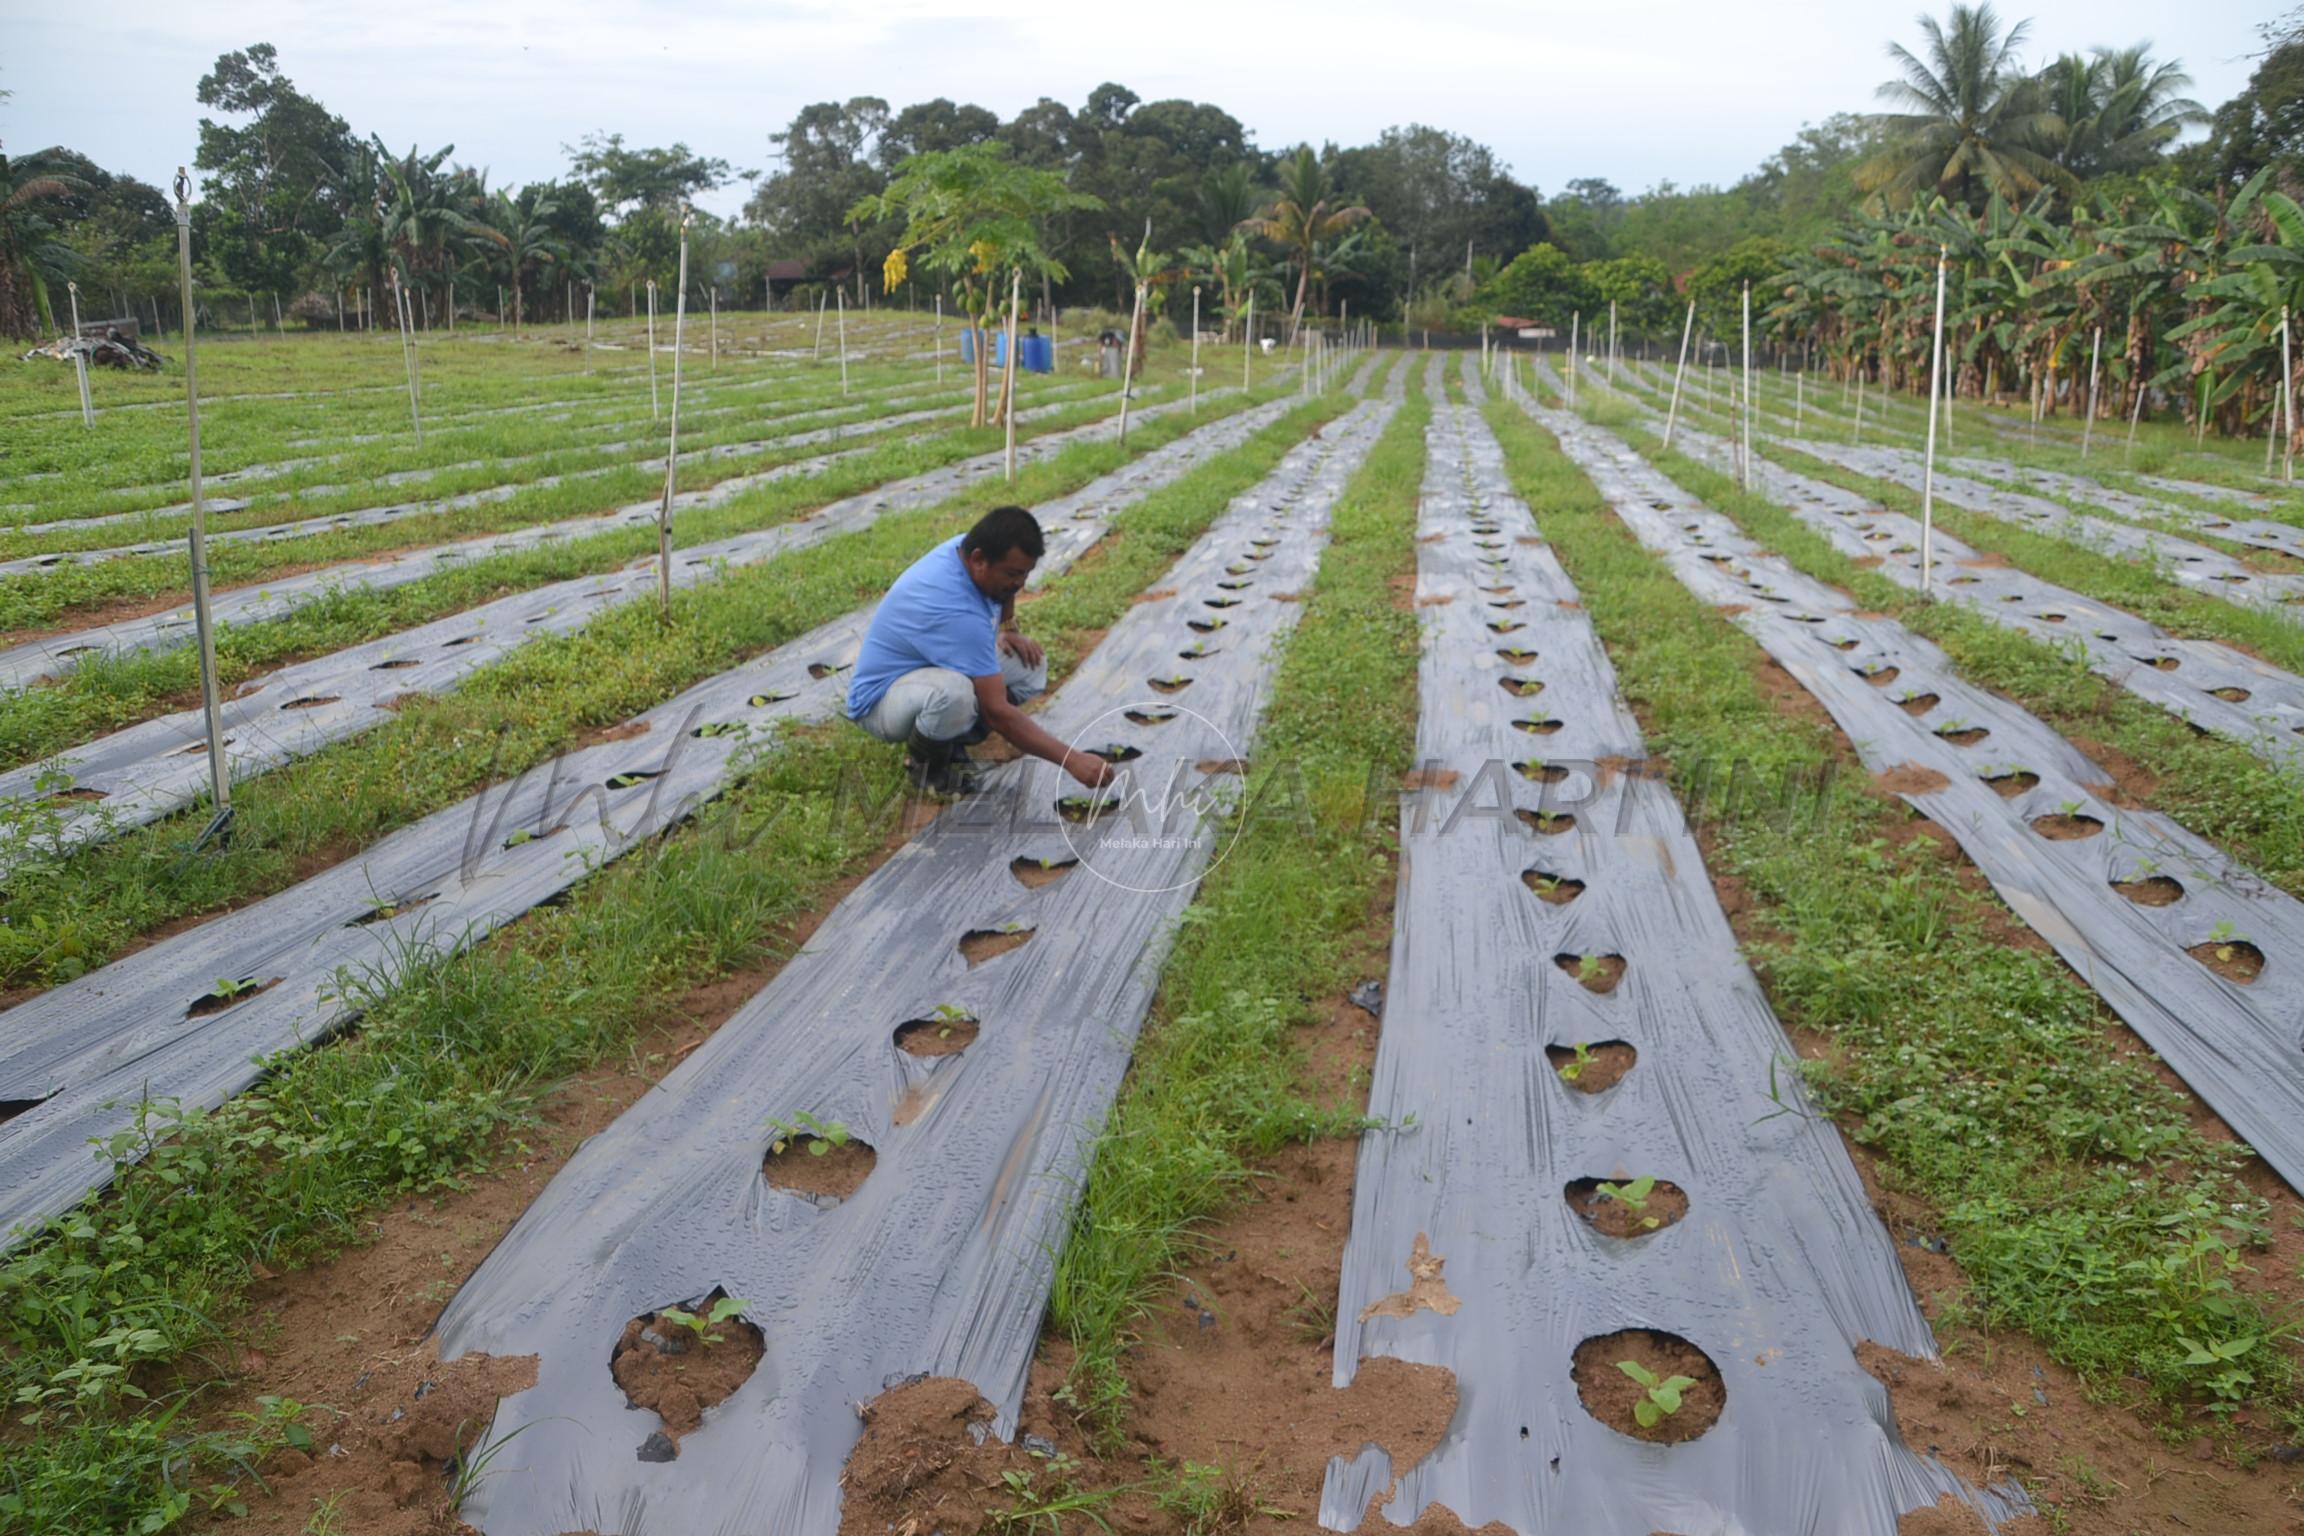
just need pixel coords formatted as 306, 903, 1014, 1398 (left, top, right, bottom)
972, 674, 1113, 787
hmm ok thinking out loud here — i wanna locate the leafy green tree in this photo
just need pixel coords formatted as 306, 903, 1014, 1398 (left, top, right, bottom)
1686, 236, 1790, 345
1483, 243, 1592, 329
565, 132, 731, 216
2042, 46, 2207, 181
1860, 4, 2065, 208
193, 44, 355, 298
0, 147, 80, 337
747, 99, 893, 295
490, 187, 563, 334
2190, 16, 2304, 188
1241, 146, 1371, 337
1579, 254, 1675, 337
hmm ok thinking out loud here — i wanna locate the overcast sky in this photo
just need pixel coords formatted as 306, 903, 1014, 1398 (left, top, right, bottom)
0, 0, 2277, 219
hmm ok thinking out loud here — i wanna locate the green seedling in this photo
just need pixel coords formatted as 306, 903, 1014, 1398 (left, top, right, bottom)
1556, 1042, 1595, 1083
1576, 953, 1606, 983
1615, 1359, 1698, 1429
2207, 918, 2251, 963
767, 1112, 851, 1158
209, 976, 257, 1002
2056, 798, 2084, 818
931, 1002, 973, 1040
659, 1296, 750, 1347
1595, 1175, 1662, 1230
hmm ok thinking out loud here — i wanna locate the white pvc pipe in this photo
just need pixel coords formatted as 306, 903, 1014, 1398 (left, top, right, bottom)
67, 281, 92, 427
2081, 326, 2101, 459
2285, 307, 2296, 485
1663, 301, 1694, 450
1190, 287, 1201, 415
1920, 250, 1948, 596
1119, 279, 1146, 447
1004, 269, 1023, 479
658, 213, 693, 618
647, 281, 660, 421
836, 287, 850, 396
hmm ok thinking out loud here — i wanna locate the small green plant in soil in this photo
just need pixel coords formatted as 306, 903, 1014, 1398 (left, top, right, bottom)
1616, 1359, 1698, 1429
2206, 919, 2250, 964
1556, 1041, 1595, 1083
766, 1112, 850, 1157
1595, 1176, 1662, 1230
929, 1002, 974, 1041
659, 1296, 750, 1347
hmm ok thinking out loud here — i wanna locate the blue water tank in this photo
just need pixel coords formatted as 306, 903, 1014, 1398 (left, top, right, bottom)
956, 327, 1054, 373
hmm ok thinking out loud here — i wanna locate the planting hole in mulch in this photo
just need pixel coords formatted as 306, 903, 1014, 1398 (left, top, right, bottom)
1522, 870, 1587, 906
1124, 707, 1178, 725
1895, 691, 1941, 717
1093, 743, 1144, 763
2188, 938, 2265, 984
806, 661, 847, 680
1547, 1040, 1636, 1094
1488, 620, 1525, 635
1825, 636, 1860, 651
348, 893, 437, 927
1496, 646, 1538, 664
1514, 760, 1571, 784
1500, 676, 1545, 697
1565, 1176, 1689, 1238
2134, 655, 2180, 671
170, 737, 234, 755
1555, 952, 1627, 994
765, 1129, 877, 1205
371, 658, 422, 670
281, 695, 342, 711
1858, 664, 1900, 686
748, 691, 795, 708
1186, 618, 1227, 634
957, 926, 1035, 967
1056, 794, 1121, 823
609, 1291, 766, 1451
1874, 763, 1951, 795
2031, 811, 2104, 840
186, 975, 283, 1018
1148, 674, 1193, 695
1935, 724, 1990, 746
2111, 874, 2184, 906
1513, 717, 1565, 736
1572, 1329, 1725, 1445
895, 1013, 979, 1056
1517, 809, 1576, 834
45, 787, 106, 802
2208, 686, 2253, 703
1983, 770, 2041, 797
1009, 855, 1077, 889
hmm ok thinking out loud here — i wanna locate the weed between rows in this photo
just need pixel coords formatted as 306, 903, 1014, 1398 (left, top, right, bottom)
1484, 399, 2301, 1451
0, 389, 1348, 1533
1047, 380, 1428, 1441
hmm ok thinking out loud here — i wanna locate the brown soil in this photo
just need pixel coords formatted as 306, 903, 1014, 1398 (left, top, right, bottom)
1896, 691, 1942, 716
1545, 1040, 1637, 1094
1983, 770, 2041, 797
1570, 1330, 1725, 1445
1715, 602, 1753, 616
1357, 1232, 1464, 1322
1401, 767, 1460, 791
1132, 587, 1178, 604
1516, 534, 1545, 546
2209, 685, 2253, 703
608, 1301, 766, 1446
1495, 646, 1538, 663
1554, 951, 1626, 994
1564, 1177, 1689, 1238
1522, 870, 1587, 905
1417, 531, 1448, 544
1935, 725, 1990, 746
186, 974, 284, 1017
2030, 812, 2105, 840
2112, 874, 2184, 906
1009, 855, 1076, 889
1415, 592, 1454, 607
1512, 717, 1564, 735
280, 693, 343, 710
1956, 550, 2012, 569
1196, 758, 1248, 775
1863, 664, 1902, 687
575, 717, 653, 748
2187, 938, 2266, 984
958, 925, 1035, 966
1516, 808, 1575, 834
45, 785, 108, 801
895, 1014, 980, 1055
1875, 762, 1952, 795
764, 1135, 877, 1203
1270, 590, 1301, 602
1148, 675, 1193, 694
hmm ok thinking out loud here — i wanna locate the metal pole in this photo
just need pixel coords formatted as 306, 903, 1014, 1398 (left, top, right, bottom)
1004, 269, 1023, 481
173, 170, 231, 835
1920, 249, 1948, 596
658, 211, 692, 620
647, 281, 660, 420
2081, 326, 2101, 459
1190, 286, 1201, 415
1119, 280, 1145, 447
67, 282, 93, 427
836, 286, 850, 396
1663, 301, 1694, 450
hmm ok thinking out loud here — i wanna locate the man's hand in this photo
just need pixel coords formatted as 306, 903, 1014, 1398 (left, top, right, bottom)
998, 630, 1045, 668
1064, 748, 1116, 788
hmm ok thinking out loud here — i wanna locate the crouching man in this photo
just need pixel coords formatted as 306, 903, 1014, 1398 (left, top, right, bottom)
845, 506, 1117, 794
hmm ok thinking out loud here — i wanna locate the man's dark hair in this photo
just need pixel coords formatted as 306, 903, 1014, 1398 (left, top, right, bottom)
962, 505, 1045, 563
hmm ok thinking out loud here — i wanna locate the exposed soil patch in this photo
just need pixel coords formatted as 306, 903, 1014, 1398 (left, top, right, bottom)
2030, 811, 2104, 840
2111, 874, 2184, 907
1415, 592, 1454, 607
187, 973, 284, 1017
1896, 691, 1942, 717
2188, 937, 2266, 984
1009, 855, 1076, 889
958, 925, 1035, 966
895, 1013, 979, 1056
2209, 685, 2253, 704
1546, 1039, 1636, 1094
1861, 664, 1902, 687
1356, 1232, 1462, 1322
576, 717, 653, 748
1132, 587, 1178, 604
609, 1297, 766, 1449
1570, 1330, 1725, 1445
764, 1134, 877, 1204
1554, 951, 1626, 994
1523, 870, 1586, 905
1402, 767, 1460, 791
281, 694, 343, 710
1875, 762, 1951, 795
1516, 808, 1574, 834
1983, 770, 2041, 797
45, 785, 107, 802
1935, 724, 1990, 746
1564, 1176, 1690, 1238
1511, 716, 1564, 735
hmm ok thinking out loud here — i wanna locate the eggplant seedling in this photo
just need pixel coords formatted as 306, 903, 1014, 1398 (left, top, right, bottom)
659, 1295, 750, 1346
2208, 919, 2250, 964
1556, 1042, 1595, 1083
1595, 1175, 1662, 1229
1616, 1359, 1698, 1428
767, 1112, 851, 1158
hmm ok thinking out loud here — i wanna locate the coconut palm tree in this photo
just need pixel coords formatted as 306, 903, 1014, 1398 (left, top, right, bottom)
1194, 161, 1263, 248
0, 147, 82, 339
1239, 146, 1370, 340
1860, 4, 2066, 209
2044, 46, 2209, 181
490, 187, 563, 335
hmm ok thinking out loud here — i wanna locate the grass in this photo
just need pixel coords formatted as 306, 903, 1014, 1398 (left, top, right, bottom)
1047, 377, 1429, 1439
1483, 394, 2300, 1445
0, 388, 1345, 1535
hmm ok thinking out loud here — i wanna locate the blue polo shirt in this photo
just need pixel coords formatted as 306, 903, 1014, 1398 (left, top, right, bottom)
845, 536, 1003, 719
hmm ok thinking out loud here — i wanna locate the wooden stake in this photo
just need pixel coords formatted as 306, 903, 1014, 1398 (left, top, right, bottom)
2081, 326, 2101, 459
1004, 269, 1023, 480
172, 170, 231, 833
1663, 301, 1694, 449
1920, 248, 1948, 596
1119, 278, 1146, 448
658, 212, 692, 620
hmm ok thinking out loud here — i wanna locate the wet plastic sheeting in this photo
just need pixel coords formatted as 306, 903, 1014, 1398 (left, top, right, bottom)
1945, 458, 2304, 564
0, 398, 1296, 871
0, 386, 1338, 1245
0, 385, 1175, 686
1592, 381, 2304, 768
1788, 441, 2304, 612
430, 388, 1403, 1536
1532, 400, 2304, 1193
1320, 396, 2010, 1536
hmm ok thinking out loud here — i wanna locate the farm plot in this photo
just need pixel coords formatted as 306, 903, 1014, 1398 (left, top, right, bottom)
421, 394, 1401, 1535
1520, 393, 2304, 1195
1321, 388, 2014, 1534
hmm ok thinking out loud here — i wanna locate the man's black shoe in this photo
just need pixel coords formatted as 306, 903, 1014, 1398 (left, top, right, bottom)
905, 734, 985, 796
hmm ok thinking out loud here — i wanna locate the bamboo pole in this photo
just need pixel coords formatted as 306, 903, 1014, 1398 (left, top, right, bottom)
1609, 300, 1619, 386
836, 287, 850, 396
1663, 301, 1694, 450
646, 280, 660, 421
2285, 307, 2296, 485
1739, 283, 1753, 491
172, 170, 231, 836
2081, 326, 2101, 459
2126, 366, 2146, 460
1004, 269, 1023, 480
1190, 286, 1201, 415
934, 293, 944, 385
66, 282, 92, 427
1119, 279, 1146, 448
1920, 249, 1948, 596
1243, 296, 1253, 391
584, 284, 595, 375
814, 291, 827, 362
658, 211, 693, 620
391, 271, 423, 443
1568, 312, 1579, 409
709, 284, 718, 371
